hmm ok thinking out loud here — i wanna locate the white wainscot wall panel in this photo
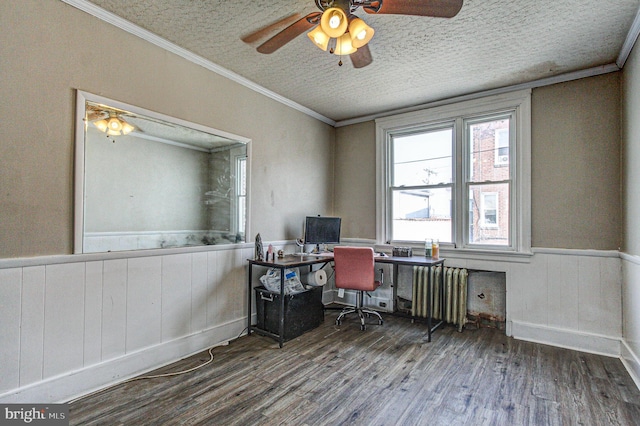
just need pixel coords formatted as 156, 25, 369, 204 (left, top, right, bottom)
622, 256, 640, 389
42, 263, 86, 379
190, 251, 209, 334
0, 245, 250, 403
161, 253, 192, 343
0, 246, 626, 402
101, 259, 128, 361
0, 268, 22, 394
126, 257, 162, 352
441, 250, 621, 356
509, 251, 622, 357
20, 266, 46, 387
84, 261, 103, 368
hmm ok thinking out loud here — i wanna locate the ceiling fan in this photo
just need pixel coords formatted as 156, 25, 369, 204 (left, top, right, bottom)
85, 104, 136, 136
242, 0, 463, 68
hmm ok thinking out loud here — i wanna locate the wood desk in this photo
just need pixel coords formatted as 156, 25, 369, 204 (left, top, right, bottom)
247, 254, 445, 347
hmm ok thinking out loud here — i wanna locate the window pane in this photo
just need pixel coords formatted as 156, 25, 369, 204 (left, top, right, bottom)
468, 183, 509, 245
237, 156, 247, 235
469, 119, 510, 182
393, 128, 453, 187
392, 187, 451, 242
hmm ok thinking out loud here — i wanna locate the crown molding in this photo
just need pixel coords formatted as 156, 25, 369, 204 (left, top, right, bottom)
335, 63, 620, 127
60, 0, 336, 127
60, 0, 638, 129
617, 4, 640, 68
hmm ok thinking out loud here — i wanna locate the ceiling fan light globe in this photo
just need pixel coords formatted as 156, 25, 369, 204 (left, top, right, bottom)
121, 121, 135, 135
307, 26, 330, 51
334, 33, 357, 56
320, 7, 348, 38
107, 117, 123, 132
93, 119, 108, 133
349, 18, 374, 48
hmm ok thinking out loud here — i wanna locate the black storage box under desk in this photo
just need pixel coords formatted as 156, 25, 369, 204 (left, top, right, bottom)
254, 286, 324, 341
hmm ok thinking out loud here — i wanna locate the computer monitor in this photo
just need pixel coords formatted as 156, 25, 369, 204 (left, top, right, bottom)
304, 216, 341, 252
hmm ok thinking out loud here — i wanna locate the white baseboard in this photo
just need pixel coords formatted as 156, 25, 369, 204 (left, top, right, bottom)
511, 320, 621, 358
621, 339, 640, 391
0, 318, 247, 404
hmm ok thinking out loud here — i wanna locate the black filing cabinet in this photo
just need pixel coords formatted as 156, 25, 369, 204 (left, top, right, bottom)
254, 286, 324, 341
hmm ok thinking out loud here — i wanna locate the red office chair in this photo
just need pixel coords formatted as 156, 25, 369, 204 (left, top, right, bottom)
333, 246, 384, 331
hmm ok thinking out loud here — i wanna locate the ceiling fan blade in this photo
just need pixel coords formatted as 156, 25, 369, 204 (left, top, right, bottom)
364, 0, 463, 18
241, 13, 302, 46
257, 12, 322, 54
350, 44, 373, 68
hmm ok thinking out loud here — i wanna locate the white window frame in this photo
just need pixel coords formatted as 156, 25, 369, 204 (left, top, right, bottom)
375, 90, 531, 256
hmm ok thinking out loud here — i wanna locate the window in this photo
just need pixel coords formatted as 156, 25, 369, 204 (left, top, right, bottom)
391, 126, 453, 243
480, 193, 498, 227
495, 128, 509, 165
468, 116, 511, 245
236, 155, 247, 236
376, 90, 531, 253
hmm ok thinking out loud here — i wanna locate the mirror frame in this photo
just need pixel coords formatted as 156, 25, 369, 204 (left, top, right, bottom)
74, 90, 252, 254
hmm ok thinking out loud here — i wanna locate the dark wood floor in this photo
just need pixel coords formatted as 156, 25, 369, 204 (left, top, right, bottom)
69, 312, 640, 425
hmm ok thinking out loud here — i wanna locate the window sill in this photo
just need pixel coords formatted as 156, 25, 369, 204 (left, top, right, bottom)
377, 242, 533, 264
441, 247, 533, 264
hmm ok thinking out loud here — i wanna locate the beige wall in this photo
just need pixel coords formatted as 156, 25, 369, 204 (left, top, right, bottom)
334, 121, 377, 240
622, 43, 640, 256
334, 74, 622, 250
531, 73, 621, 250
0, 0, 335, 258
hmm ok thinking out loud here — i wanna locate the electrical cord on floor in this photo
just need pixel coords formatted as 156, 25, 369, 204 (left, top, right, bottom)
127, 346, 215, 381
67, 346, 216, 404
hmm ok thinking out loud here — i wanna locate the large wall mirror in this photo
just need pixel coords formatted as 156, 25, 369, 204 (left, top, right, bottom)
75, 91, 251, 253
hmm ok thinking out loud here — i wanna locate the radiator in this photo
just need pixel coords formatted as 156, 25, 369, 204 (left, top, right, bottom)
412, 266, 468, 332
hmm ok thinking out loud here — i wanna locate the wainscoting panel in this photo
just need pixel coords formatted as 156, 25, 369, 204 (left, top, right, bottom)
622, 254, 640, 388
429, 249, 622, 356
20, 266, 46, 387
102, 259, 127, 362
508, 250, 621, 356
84, 261, 104, 368
161, 253, 192, 343
0, 268, 22, 395
126, 257, 162, 353
0, 245, 251, 403
0, 245, 630, 402
43, 262, 86, 379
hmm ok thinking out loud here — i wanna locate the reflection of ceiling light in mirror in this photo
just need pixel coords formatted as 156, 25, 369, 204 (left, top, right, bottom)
94, 111, 135, 136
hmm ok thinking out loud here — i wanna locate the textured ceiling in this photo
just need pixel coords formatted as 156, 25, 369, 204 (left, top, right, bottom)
80, 0, 639, 123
